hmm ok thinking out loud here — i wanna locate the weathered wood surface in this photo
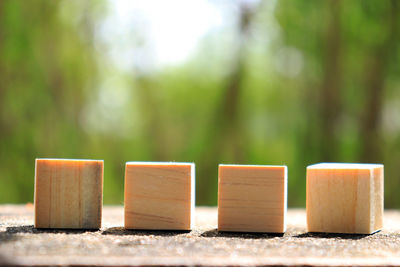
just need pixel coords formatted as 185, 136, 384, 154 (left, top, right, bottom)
1, 205, 400, 266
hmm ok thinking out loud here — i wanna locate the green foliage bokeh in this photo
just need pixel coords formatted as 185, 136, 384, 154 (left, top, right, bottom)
0, 0, 399, 207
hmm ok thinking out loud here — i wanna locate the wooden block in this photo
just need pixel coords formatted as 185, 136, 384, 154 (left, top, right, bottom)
34, 158, 104, 229
307, 163, 384, 234
124, 162, 195, 230
218, 164, 287, 233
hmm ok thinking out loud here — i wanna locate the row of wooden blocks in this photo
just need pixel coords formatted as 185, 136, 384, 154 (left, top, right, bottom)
34, 159, 384, 234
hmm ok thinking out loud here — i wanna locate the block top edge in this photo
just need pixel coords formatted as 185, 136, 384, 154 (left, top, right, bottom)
307, 162, 383, 169
219, 164, 287, 169
126, 161, 194, 166
36, 158, 103, 162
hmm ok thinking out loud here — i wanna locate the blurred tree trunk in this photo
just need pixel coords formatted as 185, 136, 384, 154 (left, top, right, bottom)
319, 0, 342, 161
136, 77, 167, 160
217, 17, 248, 162
0, 0, 12, 143
0, 0, 5, 135
198, 3, 255, 204
359, 0, 398, 163
216, 3, 253, 161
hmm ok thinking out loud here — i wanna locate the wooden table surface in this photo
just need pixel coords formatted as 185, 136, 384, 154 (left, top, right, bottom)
1, 205, 400, 266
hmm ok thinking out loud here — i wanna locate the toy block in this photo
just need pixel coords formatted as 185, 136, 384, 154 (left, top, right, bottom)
307, 163, 384, 234
218, 164, 287, 233
124, 162, 195, 230
34, 158, 104, 229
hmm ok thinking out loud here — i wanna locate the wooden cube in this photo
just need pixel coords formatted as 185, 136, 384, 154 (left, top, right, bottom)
34, 158, 103, 229
124, 162, 195, 230
307, 163, 384, 234
218, 164, 287, 233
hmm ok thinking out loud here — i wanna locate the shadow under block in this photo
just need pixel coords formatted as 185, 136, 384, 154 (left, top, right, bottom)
306, 163, 384, 234
34, 159, 104, 229
218, 164, 287, 233
124, 162, 195, 230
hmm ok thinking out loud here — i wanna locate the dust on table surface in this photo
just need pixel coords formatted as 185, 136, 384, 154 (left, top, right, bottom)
1, 205, 400, 266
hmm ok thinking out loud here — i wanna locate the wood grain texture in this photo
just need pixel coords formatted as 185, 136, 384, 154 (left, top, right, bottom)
218, 164, 287, 233
124, 162, 195, 230
34, 159, 103, 229
307, 163, 384, 234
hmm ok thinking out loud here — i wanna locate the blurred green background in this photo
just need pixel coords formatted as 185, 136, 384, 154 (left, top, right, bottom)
0, 0, 399, 207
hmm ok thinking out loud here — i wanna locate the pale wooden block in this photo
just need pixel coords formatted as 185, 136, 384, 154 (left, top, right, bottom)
218, 164, 287, 233
34, 158, 104, 229
307, 163, 384, 234
124, 162, 195, 230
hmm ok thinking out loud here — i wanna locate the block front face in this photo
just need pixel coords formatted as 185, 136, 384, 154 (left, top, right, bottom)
306, 163, 384, 234
218, 165, 287, 233
124, 162, 194, 230
34, 159, 103, 229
